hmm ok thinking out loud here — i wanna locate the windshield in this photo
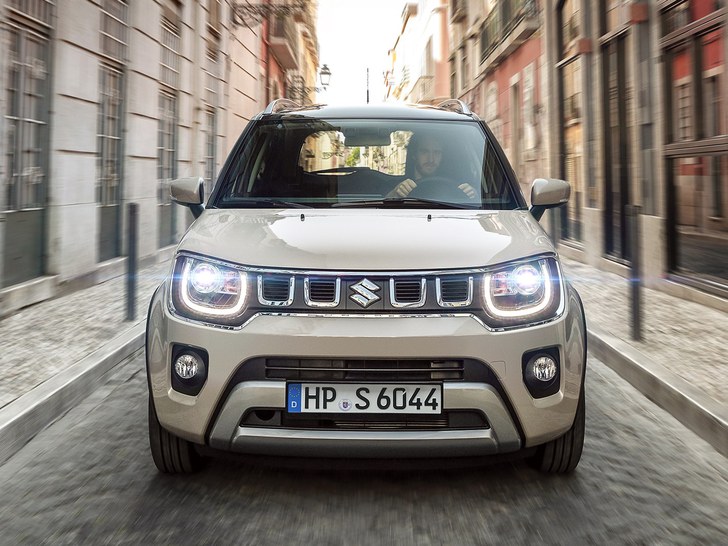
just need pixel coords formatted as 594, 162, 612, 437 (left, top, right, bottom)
215, 119, 522, 210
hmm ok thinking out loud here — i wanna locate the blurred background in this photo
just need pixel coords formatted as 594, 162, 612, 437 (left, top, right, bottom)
0, 0, 726, 317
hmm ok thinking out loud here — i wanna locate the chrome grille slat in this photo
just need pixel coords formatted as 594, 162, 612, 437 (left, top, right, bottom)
265, 359, 464, 381
258, 275, 294, 306
390, 277, 426, 308
304, 277, 341, 308
331, 420, 449, 430
436, 276, 473, 307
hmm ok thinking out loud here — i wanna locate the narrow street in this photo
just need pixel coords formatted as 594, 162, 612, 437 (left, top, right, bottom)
1, 352, 726, 545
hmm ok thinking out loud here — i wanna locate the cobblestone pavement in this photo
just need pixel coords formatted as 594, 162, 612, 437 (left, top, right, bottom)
561, 257, 728, 407
0, 353, 726, 545
0, 261, 169, 409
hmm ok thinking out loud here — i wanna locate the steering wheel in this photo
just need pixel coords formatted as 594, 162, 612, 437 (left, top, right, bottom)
407, 176, 477, 202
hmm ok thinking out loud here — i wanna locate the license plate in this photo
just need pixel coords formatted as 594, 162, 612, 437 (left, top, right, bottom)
287, 383, 442, 414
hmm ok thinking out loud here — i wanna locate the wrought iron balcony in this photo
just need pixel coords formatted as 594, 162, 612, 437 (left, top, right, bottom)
479, 0, 540, 69
270, 15, 299, 70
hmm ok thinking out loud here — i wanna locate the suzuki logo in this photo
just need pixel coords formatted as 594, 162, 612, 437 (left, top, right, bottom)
349, 278, 381, 308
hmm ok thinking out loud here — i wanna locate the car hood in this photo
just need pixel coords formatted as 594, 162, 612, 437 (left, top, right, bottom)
177, 209, 555, 271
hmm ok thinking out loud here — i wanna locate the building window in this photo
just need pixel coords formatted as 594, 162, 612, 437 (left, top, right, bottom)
601, 0, 629, 35
158, 93, 177, 187
161, 18, 181, 89
158, 17, 181, 248
460, 46, 469, 92
3, 15, 52, 287
602, 35, 631, 259
523, 64, 536, 151
450, 60, 456, 98
97, 66, 123, 207
4, 27, 49, 213
557, 0, 584, 244
158, 92, 177, 247
676, 83, 692, 141
204, 109, 217, 197
485, 83, 499, 140
510, 82, 522, 175
97, 64, 124, 262
661, 1, 727, 292
561, 0, 580, 55
704, 74, 724, 138
7, 0, 53, 26
208, 0, 222, 33
705, 75, 724, 218
100, 0, 128, 62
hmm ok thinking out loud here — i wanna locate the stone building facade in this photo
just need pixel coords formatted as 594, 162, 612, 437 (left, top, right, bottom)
450, 0, 547, 200
448, 0, 727, 305
541, 0, 727, 304
0, 0, 319, 316
385, 0, 452, 105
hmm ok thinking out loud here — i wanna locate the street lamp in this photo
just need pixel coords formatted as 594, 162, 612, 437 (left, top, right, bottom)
319, 64, 331, 88
286, 65, 332, 104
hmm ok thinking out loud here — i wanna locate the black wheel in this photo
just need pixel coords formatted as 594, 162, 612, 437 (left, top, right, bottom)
148, 395, 203, 474
529, 387, 585, 474
408, 176, 476, 202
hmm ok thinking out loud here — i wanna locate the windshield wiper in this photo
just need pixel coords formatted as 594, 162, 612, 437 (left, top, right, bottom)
332, 197, 477, 210
221, 198, 312, 209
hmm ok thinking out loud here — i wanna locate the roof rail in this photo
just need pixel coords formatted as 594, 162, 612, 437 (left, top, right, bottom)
436, 99, 472, 115
263, 98, 301, 114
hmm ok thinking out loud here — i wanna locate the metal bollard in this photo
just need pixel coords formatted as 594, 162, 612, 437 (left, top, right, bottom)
627, 204, 643, 341
126, 202, 138, 321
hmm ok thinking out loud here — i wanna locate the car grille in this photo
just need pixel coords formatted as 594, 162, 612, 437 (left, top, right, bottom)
264, 358, 465, 381
250, 272, 479, 312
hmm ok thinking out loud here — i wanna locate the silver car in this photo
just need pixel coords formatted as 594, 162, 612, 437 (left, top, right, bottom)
146, 100, 587, 474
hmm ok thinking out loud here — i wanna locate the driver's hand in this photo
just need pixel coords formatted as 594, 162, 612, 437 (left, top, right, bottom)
387, 178, 417, 198
458, 183, 477, 199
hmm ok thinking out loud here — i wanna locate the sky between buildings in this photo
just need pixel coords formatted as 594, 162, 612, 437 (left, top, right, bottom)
316, 0, 408, 104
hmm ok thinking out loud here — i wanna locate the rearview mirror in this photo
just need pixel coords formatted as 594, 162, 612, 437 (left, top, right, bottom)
343, 128, 392, 147
170, 177, 205, 219
530, 178, 570, 221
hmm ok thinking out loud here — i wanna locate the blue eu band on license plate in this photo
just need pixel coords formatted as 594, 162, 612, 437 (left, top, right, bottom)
287, 383, 442, 414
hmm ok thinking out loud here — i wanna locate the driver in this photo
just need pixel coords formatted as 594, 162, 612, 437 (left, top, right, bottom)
387, 134, 477, 199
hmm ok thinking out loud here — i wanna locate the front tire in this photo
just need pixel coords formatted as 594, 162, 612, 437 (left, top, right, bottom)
529, 388, 585, 474
148, 395, 203, 474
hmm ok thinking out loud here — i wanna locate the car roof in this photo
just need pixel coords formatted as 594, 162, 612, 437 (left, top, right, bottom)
256, 102, 480, 122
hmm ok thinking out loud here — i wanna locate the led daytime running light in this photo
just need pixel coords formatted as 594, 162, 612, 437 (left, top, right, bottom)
483, 260, 553, 318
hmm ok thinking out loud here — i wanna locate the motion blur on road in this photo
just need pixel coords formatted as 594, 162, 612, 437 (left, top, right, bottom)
1, 353, 727, 544
1, 0, 727, 544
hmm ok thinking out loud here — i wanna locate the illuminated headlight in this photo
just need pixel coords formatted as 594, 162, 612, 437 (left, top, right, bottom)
171, 255, 247, 325
483, 258, 563, 328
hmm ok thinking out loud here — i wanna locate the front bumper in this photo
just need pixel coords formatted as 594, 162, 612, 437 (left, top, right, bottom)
146, 283, 586, 457
208, 381, 520, 457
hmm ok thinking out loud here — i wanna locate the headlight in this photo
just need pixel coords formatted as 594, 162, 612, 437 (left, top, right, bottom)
170, 255, 248, 325
482, 257, 562, 328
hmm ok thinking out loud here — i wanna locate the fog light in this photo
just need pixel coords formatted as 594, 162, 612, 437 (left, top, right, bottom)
529, 355, 557, 382
174, 353, 201, 380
